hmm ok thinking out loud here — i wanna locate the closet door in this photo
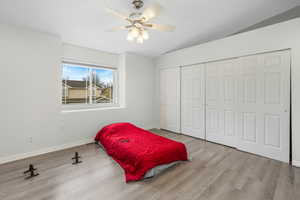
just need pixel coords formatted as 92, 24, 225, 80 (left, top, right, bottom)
237, 50, 290, 162
181, 64, 205, 139
205, 59, 238, 147
160, 67, 181, 133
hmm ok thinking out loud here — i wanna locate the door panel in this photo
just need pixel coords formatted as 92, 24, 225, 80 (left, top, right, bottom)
206, 108, 221, 135
242, 112, 257, 143
181, 64, 205, 139
237, 50, 290, 162
264, 114, 281, 148
206, 59, 238, 147
224, 110, 235, 136
160, 68, 181, 133
264, 72, 281, 104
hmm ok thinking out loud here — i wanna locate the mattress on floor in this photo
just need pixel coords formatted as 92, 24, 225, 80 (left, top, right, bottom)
94, 123, 188, 182
97, 141, 182, 179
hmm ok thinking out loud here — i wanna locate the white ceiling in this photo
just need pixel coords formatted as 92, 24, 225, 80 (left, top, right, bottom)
0, 0, 300, 57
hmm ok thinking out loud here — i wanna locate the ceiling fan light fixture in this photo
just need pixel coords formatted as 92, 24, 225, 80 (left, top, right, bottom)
136, 35, 144, 44
127, 32, 135, 41
142, 30, 149, 40
105, 1, 175, 44
129, 28, 139, 38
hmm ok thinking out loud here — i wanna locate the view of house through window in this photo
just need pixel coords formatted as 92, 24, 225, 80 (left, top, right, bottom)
62, 62, 115, 105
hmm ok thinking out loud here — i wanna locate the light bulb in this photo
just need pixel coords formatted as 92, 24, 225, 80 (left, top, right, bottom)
142, 30, 149, 40
127, 32, 134, 41
129, 28, 139, 38
136, 35, 144, 44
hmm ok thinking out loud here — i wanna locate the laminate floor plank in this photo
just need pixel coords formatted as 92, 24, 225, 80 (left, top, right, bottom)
0, 129, 299, 200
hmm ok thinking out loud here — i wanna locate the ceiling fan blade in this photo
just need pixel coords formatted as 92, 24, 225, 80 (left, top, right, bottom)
106, 26, 128, 32
141, 2, 163, 22
105, 8, 129, 21
146, 24, 175, 32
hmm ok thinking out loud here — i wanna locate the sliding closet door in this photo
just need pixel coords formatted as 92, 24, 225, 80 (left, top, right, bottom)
181, 64, 205, 139
160, 67, 181, 133
205, 59, 238, 147
237, 50, 290, 162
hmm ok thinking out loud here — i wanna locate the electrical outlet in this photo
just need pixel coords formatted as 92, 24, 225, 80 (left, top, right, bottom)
28, 137, 33, 143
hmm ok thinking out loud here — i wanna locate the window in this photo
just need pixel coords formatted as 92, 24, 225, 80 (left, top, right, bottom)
62, 62, 116, 106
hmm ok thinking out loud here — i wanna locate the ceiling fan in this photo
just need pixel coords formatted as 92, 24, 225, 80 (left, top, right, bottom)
105, 0, 175, 44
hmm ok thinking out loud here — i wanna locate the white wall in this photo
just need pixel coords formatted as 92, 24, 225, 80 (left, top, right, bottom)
62, 43, 119, 68
0, 24, 62, 161
156, 17, 300, 166
0, 24, 158, 164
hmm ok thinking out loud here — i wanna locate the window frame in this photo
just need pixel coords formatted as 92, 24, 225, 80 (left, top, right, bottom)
61, 61, 119, 110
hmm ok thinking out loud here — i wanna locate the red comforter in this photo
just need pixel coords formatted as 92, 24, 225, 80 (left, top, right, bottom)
95, 123, 188, 182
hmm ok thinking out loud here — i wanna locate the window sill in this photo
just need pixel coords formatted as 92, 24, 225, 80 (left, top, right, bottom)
61, 104, 124, 113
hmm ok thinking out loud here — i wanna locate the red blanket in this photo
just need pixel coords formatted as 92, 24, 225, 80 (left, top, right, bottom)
95, 123, 188, 182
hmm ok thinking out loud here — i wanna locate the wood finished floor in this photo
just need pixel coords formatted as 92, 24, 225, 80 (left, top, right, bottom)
0, 129, 299, 200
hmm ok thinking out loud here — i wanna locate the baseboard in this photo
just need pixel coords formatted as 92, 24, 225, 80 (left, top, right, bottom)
139, 122, 159, 130
0, 138, 94, 165
293, 160, 300, 168
0, 123, 158, 165
144, 125, 160, 130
